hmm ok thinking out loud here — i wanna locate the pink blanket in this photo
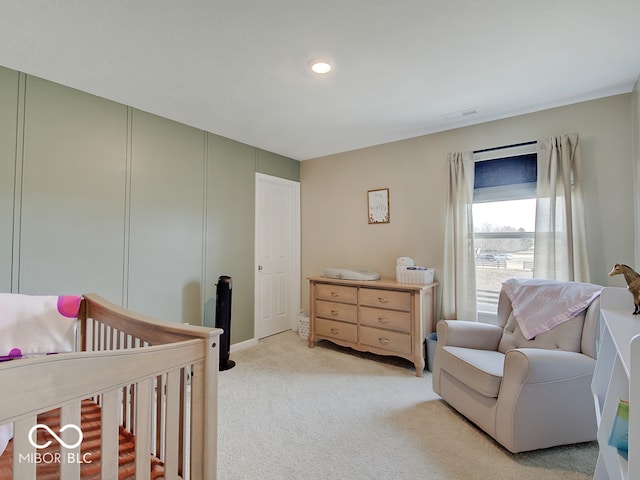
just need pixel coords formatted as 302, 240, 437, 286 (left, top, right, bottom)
502, 278, 602, 340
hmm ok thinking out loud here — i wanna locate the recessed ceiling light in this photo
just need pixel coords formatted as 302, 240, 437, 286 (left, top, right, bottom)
310, 61, 332, 74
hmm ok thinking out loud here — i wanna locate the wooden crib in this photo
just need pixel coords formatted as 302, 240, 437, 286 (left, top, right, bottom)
0, 293, 221, 479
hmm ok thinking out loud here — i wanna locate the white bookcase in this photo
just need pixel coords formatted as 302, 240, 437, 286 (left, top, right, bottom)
592, 287, 640, 480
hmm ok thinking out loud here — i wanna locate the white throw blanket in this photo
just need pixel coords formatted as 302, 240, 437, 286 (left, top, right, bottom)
0, 293, 81, 457
0, 293, 81, 359
0, 424, 11, 459
501, 278, 603, 340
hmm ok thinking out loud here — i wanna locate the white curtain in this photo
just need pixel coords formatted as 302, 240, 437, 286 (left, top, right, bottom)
442, 151, 477, 320
534, 133, 590, 282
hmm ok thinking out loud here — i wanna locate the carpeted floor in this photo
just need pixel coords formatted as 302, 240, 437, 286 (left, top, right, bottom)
217, 331, 597, 480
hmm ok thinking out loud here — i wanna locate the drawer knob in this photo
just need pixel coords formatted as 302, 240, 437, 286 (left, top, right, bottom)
331, 310, 339, 316
331, 328, 340, 335
378, 337, 390, 345
377, 317, 389, 324
378, 297, 389, 304
330, 292, 339, 297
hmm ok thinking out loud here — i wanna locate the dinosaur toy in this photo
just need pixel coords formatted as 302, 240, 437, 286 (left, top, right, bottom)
609, 263, 640, 315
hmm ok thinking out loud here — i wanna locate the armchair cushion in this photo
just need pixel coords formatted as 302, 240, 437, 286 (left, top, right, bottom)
439, 346, 504, 397
498, 310, 585, 353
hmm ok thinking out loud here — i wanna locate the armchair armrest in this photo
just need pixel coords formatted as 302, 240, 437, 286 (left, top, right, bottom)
503, 348, 596, 385
496, 348, 597, 452
436, 320, 503, 351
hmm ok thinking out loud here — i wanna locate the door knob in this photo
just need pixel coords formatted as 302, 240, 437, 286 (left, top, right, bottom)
258, 265, 263, 271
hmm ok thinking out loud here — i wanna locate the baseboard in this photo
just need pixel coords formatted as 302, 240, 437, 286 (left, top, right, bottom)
230, 337, 258, 353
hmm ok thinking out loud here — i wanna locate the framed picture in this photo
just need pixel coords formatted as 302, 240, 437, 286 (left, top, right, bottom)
368, 188, 390, 224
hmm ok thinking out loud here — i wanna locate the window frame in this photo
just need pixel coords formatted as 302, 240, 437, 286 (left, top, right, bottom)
472, 142, 537, 323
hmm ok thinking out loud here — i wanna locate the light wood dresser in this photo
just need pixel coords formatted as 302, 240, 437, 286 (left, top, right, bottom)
307, 276, 438, 377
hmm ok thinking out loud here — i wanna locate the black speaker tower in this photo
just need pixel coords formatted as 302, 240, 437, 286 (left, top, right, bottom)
215, 275, 235, 371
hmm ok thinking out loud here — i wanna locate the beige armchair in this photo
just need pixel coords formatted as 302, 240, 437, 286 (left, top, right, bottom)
432, 281, 601, 453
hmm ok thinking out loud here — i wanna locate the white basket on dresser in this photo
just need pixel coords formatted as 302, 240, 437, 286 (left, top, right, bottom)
396, 266, 434, 284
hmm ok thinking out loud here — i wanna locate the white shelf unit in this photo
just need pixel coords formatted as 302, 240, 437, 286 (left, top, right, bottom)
592, 287, 640, 480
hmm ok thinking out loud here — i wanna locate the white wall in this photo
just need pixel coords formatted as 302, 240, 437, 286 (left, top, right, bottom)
300, 94, 634, 312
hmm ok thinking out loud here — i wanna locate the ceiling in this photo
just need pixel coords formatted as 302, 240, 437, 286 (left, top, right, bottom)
1, 1, 639, 161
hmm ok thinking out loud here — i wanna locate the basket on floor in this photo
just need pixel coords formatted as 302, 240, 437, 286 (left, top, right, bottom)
298, 312, 310, 340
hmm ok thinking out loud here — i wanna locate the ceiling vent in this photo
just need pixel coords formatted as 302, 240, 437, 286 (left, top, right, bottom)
444, 108, 478, 119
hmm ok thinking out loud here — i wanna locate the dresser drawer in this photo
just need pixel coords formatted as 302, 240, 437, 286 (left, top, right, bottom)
315, 300, 357, 323
315, 284, 358, 304
359, 306, 411, 333
316, 318, 357, 343
359, 288, 411, 311
359, 326, 412, 355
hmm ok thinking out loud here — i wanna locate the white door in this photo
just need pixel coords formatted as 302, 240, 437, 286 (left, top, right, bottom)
255, 173, 300, 339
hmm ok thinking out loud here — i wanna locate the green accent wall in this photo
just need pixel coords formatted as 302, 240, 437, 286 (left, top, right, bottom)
0, 68, 19, 293
257, 148, 300, 182
127, 109, 206, 323
0, 65, 299, 344
205, 133, 256, 342
19, 75, 128, 302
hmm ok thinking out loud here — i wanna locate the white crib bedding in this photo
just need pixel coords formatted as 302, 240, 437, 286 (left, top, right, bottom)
0, 293, 81, 359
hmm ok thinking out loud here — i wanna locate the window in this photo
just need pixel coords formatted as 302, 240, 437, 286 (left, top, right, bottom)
472, 143, 537, 323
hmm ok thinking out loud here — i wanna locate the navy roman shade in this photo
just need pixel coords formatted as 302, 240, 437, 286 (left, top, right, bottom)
473, 153, 537, 202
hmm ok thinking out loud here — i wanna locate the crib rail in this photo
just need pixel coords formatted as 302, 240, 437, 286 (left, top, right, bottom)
0, 293, 221, 480
78, 293, 216, 348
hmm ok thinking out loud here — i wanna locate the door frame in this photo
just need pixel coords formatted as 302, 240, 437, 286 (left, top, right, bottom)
254, 173, 301, 338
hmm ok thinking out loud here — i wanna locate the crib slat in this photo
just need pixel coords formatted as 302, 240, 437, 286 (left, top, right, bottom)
13, 416, 36, 479
178, 368, 187, 477
84, 317, 94, 351
128, 384, 136, 432
135, 378, 152, 480
101, 390, 120, 480
190, 361, 205, 479
96, 322, 103, 350
155, 374, 165, 457
106, 324, 113, 350
60, 402, 81, 480
164, 369, 181, 479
